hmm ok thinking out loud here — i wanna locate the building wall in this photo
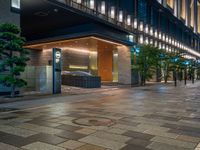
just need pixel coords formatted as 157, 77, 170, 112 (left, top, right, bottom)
117, 46, 132, 85
0, 0, 20, 26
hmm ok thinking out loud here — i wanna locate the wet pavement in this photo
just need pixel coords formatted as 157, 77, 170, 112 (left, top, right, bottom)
0, 81, 200, 150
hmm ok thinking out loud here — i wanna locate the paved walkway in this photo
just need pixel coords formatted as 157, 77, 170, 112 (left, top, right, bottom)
0, 81, 200, 150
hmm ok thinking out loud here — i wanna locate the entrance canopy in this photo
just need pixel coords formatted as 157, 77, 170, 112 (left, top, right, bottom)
25, 36, 126, 83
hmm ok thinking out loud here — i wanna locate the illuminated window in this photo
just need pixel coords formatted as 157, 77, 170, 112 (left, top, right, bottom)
181, 0, 186, 19
11, 0, 20, 9
167, 0, 174, 9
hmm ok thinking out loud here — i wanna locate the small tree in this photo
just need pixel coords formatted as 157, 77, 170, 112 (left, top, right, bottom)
0, 23, 29, 97
134, 44, 161, 85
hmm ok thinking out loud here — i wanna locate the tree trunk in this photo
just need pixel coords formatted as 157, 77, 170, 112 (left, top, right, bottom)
10, 84, 15, 98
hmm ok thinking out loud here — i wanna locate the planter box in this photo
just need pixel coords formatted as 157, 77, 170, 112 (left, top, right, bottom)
62, 75, 101, 88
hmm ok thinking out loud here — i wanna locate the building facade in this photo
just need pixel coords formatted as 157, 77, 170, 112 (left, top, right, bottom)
1, 0, 200, 92
0, 0, 20, 26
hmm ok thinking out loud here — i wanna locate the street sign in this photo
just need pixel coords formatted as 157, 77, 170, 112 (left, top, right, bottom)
53, 48, 62, 94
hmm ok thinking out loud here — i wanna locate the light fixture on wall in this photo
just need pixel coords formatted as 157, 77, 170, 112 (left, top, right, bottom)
118, 10, 123, 22
154, 40, 158, 47
126, 15, 131, 26
154, 29, 158, 38
100, 1, 106, 14
166, 35, 169, 43
139, 21, 144, 31
169, 37, 172, 44
150, 39, 153, 44
145, 37, 149, 44
159, 42, 162, 49
133, 18, 138, 29
162, 33, 165, 41
110, 6, 115, 19
139, 34, 144, 44
90, 0, 95, 9
159, 31, 162, 40
145, 25, 149, 34
150, 27, 153, 36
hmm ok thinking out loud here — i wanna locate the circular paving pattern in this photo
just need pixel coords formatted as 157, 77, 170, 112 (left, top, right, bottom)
72, 117, 115, 126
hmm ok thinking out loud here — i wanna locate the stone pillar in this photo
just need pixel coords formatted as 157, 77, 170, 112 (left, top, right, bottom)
194, 0, 198, 33
185, 0, 190, 26
117, 46, 131, 85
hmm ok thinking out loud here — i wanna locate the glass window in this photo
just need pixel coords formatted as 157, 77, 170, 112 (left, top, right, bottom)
167, 0, 174, 9
11, 0, 20, 9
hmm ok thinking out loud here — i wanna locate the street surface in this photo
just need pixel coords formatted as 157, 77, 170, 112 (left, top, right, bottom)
0, 82, 200, 150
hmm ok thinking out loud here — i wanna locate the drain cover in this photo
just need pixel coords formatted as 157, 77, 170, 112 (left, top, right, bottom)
73, 117, 115, 126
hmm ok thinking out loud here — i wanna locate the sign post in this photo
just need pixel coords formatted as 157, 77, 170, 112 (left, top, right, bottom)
53, 48, 62, 94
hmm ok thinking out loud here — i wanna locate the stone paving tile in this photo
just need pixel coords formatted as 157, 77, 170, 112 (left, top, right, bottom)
75, 128, 96, 135
169, 129, 200, 138
26, 133, 67, 145
105, 127, 127, 135
17, 123, 63, 134
91, 131, 131, 143
136, 124, 170, 132
56, 124, 82, 131
75, 144, 106, 150
58, 140, 85, 149
27, 120, 61, 127
0, 142, 20, 150
176, 135, 200, 143
144, 129, 179, 139
112, 124, 145, 132
150, 136, 197, 149
126, 138, 152, 147
143, 114, 180, 122
56, 130, 85, 140
0, 131, 35, 147
147, 142, 193, 150
79, 135, 126, 150
0, 125, 37, 137
123, 131, 154, 140
120, 144, 151, 150
22, 141, 65, 150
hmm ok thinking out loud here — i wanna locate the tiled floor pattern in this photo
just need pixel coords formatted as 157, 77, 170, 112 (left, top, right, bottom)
0, 82, 200, 149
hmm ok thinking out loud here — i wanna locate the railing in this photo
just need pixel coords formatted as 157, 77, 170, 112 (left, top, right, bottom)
51, 0, 135, 33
